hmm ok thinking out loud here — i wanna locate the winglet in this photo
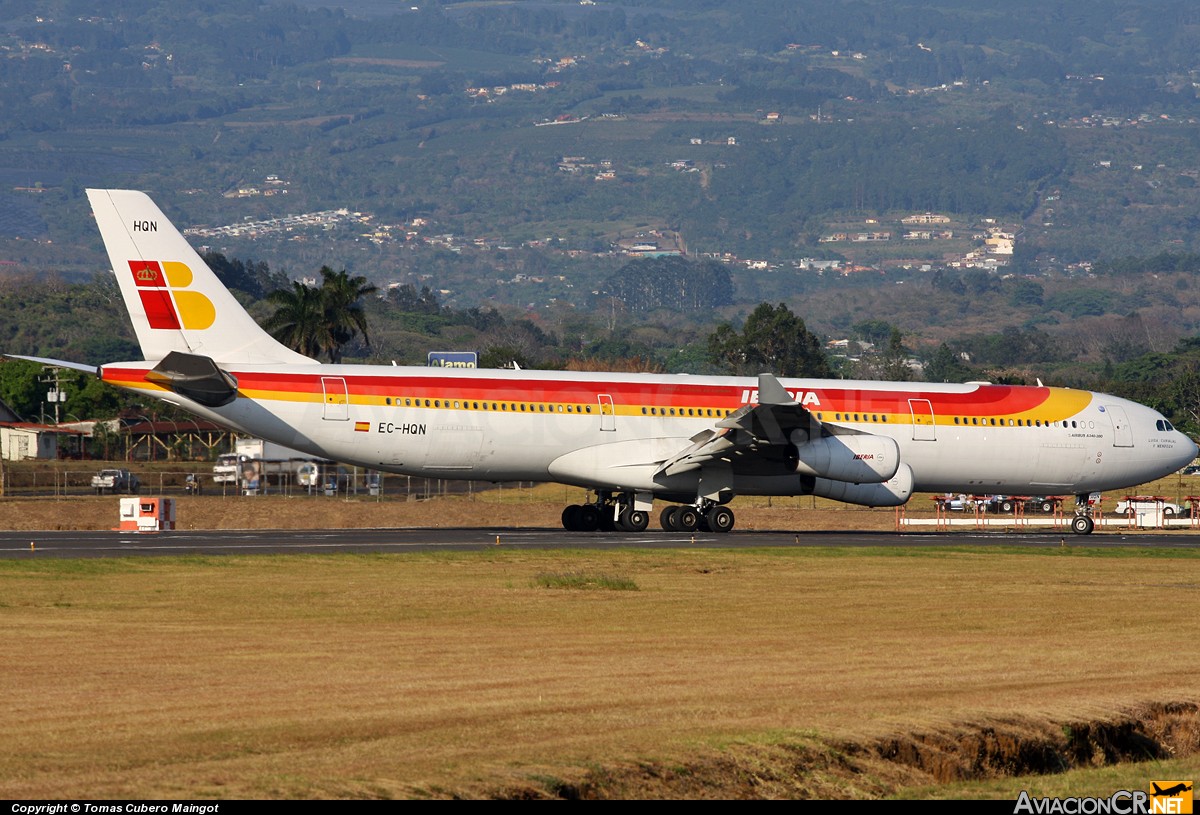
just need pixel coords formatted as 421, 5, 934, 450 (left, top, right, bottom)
757, 373, 796, 405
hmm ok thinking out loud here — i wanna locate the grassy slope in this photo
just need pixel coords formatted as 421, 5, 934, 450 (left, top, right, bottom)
1, 548, 1198, 799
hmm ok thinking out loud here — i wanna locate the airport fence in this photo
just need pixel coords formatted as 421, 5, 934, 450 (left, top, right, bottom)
0, 465, 551, 502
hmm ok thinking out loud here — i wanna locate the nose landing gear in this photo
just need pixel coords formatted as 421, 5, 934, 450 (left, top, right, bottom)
1071, 493, 1095, 535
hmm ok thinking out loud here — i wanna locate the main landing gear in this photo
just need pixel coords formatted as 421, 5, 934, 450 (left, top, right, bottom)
659, 503, 734, 533
561, 491, 649, 532
560, 492, 735, 533
1071, 492, 1095, 535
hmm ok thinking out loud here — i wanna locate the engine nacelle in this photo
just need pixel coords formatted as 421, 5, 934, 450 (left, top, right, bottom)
789, 433, 899, 484
805, 462, 914, 507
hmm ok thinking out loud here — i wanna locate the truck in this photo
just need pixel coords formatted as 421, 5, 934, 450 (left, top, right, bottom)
92, 468, 140, 494
212, 437, 322, 493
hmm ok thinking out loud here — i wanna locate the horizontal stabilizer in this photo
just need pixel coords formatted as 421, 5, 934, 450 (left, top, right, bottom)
3, 354, 99, 375
143, 351, 239, 407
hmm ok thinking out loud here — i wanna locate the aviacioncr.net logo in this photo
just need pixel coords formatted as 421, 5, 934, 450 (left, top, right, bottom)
1014, 782, 1193, 815
128, 260, 215, 330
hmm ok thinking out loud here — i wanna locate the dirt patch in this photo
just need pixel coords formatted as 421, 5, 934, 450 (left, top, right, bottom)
482, 702, 1200, 799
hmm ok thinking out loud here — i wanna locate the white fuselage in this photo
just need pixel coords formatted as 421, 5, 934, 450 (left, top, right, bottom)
102, 362, 1198, 501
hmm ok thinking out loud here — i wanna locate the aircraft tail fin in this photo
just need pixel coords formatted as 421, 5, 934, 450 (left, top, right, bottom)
86, 189, 316, 365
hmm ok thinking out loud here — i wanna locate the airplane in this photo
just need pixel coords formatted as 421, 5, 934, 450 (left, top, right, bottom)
9, 189, 1199, 535
1151, 782, 1193, 797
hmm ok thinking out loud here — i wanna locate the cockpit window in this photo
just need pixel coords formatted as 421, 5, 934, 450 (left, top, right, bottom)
1156, 419, 1176, 432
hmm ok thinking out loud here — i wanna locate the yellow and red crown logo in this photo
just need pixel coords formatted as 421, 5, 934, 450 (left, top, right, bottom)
129, 260, 215, 330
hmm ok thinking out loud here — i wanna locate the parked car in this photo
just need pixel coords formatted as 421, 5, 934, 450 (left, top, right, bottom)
984, 495, 1018, 513
980, 495, 1057, 513
91, 468, 140, 495
1113, 496, 1186, 518
937, 493, 985, 511
1023, 496, 1059, 514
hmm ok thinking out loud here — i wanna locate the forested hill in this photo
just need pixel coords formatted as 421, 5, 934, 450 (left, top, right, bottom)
5, 0, 1200, 430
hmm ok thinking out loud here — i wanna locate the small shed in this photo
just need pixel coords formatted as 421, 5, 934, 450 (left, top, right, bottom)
0, 422, 82, 460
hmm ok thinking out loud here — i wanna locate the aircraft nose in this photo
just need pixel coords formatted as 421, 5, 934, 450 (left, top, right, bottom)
1179, 434, 1200, 469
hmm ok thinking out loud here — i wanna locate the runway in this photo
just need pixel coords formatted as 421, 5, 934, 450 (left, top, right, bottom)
4, 527, 1200, 558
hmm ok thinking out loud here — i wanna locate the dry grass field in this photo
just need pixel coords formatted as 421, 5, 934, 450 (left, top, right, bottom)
2, 470, 1199, 798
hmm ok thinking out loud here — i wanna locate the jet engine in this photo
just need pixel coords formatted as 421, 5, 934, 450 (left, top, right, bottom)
788, 433, 900, 484
802, 462, 914, 507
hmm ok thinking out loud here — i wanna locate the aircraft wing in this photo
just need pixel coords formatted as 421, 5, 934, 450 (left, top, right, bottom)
655, 373, 820, 478
654, 372, 900, 484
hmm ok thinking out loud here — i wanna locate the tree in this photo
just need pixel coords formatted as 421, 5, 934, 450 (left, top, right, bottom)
604, 257, 734, 314
318, 267, 378, 363
924, 343, 974, 383
707, 303, 831, 378
263, 281, 325, 360
264, 268, 378, 363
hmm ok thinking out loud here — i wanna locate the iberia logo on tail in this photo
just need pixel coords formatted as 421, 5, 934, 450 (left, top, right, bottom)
129, 260, 216, 330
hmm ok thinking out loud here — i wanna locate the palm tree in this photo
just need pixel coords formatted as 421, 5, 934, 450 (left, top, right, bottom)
263, 268, 378, 363
263, 281, 324, 359
317, 266, 377, 363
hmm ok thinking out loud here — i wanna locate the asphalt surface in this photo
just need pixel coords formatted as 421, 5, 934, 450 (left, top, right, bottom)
4, 527, 1200, 559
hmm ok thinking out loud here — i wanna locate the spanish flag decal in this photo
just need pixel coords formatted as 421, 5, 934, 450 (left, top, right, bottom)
354, 421, 370, 433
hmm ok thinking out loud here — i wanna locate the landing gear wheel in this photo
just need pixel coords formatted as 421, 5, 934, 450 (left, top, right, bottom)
676, 506, 700, 532
1000, 500, 1014, 513
660, 506, 679, 531
705, 506, 735, 533
619, 508, 649, 532
1071, 515, 1095, 535
561, 505, 582, 531
576, 504, 601, 532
